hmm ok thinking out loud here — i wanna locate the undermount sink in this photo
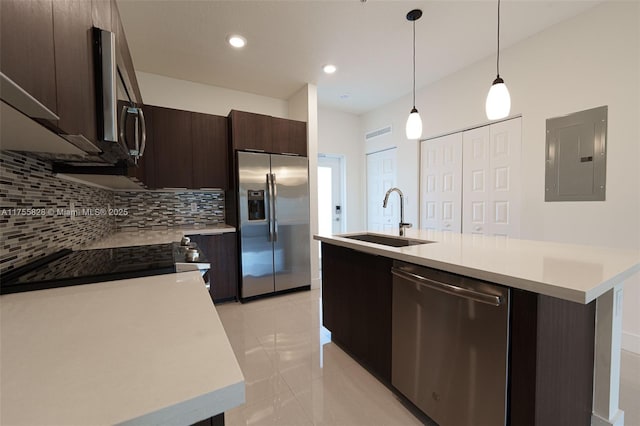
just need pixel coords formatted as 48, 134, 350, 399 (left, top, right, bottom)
342, 233, 434, 247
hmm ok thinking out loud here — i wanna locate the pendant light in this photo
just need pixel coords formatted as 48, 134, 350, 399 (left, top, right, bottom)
485, 0, 511, 120
405, 9, 423, 140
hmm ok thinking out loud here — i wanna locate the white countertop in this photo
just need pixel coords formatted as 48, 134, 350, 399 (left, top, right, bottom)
314, 229, 640, 304
83, 225, 236, 249
0, 271, 245, 425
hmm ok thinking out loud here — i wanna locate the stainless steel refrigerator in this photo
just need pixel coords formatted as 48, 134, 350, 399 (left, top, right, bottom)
237, 151, 311, 300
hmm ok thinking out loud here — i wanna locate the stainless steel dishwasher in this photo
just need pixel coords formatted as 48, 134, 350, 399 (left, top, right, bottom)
391, 261, 510, 426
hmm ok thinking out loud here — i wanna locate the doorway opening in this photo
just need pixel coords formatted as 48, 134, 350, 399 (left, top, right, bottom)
317, 154, 345, 270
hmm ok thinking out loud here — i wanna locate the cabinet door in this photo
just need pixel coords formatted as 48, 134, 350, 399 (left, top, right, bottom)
126, 104, 155, 188
192, 113, 229, 189
0, 0, 57, 114
188, 233, 238, 303
151, 106, 193, 188
91, 0, 111, 31
229, 110, 272, 152
111, 0, 142, 104
271, 117, 307, 156
321, 243, 392, 381
52, 0, 97, 141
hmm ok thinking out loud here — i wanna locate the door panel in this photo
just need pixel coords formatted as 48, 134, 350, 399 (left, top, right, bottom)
271, 155, 311, 292
238, 151, 274, 298
420, 134, 462, 232
489, 119, 521, 238
367, 148, 398, 231
463, 126, 490, 234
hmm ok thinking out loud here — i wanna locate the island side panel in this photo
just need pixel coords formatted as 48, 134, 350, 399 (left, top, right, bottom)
321, 242, 393, 382
510, 289, 596, 426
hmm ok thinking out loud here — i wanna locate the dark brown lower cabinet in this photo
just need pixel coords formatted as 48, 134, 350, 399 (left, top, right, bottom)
188, 233, 238, 303
320, 242, 597, 425
321, 243, 393, 382
510, 289, 596, 426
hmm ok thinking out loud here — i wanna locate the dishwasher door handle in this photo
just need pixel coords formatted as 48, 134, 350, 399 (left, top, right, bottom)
391, 268, 502, 306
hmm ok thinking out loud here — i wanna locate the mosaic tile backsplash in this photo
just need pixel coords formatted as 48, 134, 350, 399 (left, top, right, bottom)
0, 151, 115, 272
1, 151, 226, 272
113, 190, 224, 230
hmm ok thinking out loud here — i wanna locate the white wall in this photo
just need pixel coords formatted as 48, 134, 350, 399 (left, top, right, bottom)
318, 107, 365, 231
360, 1, 640, 353
288, 85, 321, 290
136, 71, 289, 118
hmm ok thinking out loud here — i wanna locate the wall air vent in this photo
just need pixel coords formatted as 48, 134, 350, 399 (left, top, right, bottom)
365, 125, 392, 141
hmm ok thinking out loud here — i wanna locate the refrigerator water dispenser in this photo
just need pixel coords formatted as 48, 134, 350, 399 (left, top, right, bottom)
248, 190, 266, 220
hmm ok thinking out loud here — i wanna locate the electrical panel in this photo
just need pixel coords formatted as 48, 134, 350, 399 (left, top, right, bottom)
545, 106, 607, 202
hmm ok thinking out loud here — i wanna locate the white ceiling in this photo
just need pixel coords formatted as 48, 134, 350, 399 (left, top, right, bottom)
117, 0, 601, 115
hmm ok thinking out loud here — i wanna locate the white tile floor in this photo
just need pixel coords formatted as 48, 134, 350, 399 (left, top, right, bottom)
216, 289, 640, 426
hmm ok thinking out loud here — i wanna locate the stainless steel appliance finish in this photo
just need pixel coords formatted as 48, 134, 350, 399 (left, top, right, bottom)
92, 27, 146, 165
238, 151, 311, 299
391, 261, 510, 426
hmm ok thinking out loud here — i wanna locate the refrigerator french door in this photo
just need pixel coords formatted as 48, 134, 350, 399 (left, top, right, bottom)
237, 151, 311, 299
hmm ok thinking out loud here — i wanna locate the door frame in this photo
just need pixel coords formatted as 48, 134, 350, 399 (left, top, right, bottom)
317, 153, 346, 234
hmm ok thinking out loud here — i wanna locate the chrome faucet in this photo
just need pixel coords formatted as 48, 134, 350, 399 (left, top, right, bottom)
382, 187, 412, 236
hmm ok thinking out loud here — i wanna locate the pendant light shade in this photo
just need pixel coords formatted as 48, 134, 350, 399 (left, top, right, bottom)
405, 9, 423, 140
485, 0, 511, 120
486, 77, 511, 120
406, 107, 423, 140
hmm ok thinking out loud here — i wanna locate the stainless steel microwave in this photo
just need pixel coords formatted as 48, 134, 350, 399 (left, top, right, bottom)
93, 27, 146, 165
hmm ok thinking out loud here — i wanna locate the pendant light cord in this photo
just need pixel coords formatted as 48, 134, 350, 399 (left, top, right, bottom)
496, 0, 501, 77
412, 19, 416, 107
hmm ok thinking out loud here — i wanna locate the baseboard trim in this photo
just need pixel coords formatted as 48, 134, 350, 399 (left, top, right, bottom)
622, 331, 640, 354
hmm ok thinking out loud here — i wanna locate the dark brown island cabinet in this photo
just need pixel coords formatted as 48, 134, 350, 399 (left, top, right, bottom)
229, 110, 307, 156
188, 233, 239, 303
321, 242, 597, 426
1, 0, 139, 144
127, 105, 230, 190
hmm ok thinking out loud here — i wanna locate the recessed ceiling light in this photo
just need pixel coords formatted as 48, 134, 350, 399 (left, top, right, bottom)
227, 35, 246, 48
323, 64, 337, 74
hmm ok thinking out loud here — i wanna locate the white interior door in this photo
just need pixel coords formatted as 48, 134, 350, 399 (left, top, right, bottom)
462, 117, 522, 237
420, 134, 463, 232
462, 126, 490, 235
367, 148, 398, 232
317, 155, 343, 235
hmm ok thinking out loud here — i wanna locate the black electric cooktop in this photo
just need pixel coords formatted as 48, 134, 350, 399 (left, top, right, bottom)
1, 243, 180, 295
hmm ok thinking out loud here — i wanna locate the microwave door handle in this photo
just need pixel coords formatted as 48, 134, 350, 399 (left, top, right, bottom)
138, 108, 147, 157
118, 104, 130, 155
133, 112, 139, 163
271, 173, 278, 242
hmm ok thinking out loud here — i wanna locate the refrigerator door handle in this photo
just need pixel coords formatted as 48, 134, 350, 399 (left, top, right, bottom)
266, 173, 274, 242
271, 173, 278, 242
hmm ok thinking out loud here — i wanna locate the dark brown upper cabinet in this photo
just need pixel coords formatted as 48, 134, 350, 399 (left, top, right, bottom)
271, 117, 307, 156
111, 0, 142, 104
229, 110, 273, 152
192, 112, 229, 189
229, 110, 307, 156
52, 0, 97, 142
0, 0, 58, 115
139, 106, 229, 190
151, 106, 193, 189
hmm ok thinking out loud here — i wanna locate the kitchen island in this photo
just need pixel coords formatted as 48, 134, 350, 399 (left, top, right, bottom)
0, 271, 244, 425
314, 229, 640, 426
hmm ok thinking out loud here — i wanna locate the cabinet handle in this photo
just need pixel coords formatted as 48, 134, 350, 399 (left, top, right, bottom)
244, 148, 266, 153
281, 152, 300, 156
